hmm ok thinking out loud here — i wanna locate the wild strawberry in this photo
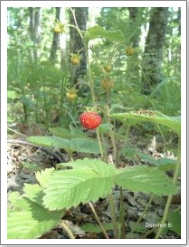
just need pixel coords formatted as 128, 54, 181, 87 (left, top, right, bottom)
125, 47, 134, 56
101, 78, 114, 91
80, 112, 102, 129
103, 65, 112, 73
66, 88, 77, 101
53, 22, 65, 33
70, 54, 80, 65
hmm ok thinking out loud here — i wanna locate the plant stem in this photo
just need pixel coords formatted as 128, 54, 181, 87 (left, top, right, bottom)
119, 188, 126, 238
88, 202, 109, 239
130, 194, 153, 235
155, 138, 181, 239
60, 220, 75, 239
109, 193, 119, 238
96, 128, 104, 160
144, 228, 155, 238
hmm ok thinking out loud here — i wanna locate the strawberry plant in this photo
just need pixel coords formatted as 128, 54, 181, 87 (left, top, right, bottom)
7, 7, 181, 240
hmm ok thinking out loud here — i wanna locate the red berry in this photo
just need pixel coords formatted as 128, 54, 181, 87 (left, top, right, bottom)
80, 112, 102, 129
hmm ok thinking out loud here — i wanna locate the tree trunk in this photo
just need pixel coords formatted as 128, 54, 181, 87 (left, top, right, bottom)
141, 7, 168, 95
50, 7, 61, 62
128, 7, 140, 47
29, 7, 40, 62
69, 7, 88, 85
126, 8, 143, 85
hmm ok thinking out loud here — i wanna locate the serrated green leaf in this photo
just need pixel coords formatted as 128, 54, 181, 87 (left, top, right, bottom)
8, 192, 29, 211
43, 159, 116, 210
36, 168, 55, 188
23, 184, 44, 206
110, 111, 181, 136
56, 158, 115, 170
115, 166, 177, 196
8, 197, 63, 239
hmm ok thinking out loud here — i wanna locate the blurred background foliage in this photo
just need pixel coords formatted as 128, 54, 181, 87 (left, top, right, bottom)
7, 7, 181, 131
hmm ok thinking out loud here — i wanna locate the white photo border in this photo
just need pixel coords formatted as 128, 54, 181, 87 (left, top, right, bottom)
1, 1, 187, 245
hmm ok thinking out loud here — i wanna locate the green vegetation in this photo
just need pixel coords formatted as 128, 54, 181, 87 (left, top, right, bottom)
7, 7, 181, 240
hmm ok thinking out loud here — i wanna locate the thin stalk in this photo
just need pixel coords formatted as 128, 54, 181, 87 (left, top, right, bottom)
130, 194, 153, 235
109, 193, 119, 238
100, 132, 108, 161
144, 228, 155, 238
119, 188, 126, 238
96, 128, 104, 160
155, 138, 181, 239
60, 221, 75, 239
68, 151, 74, 162
88, 202, 109, 239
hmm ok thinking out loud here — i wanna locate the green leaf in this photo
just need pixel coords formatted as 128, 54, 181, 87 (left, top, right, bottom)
36, 168, 55, 188
168, 210, 181, 235
8, 192, 28, 211
120, 146, 139, 160
27, 136, 102, 154
27, 136, 72, 151
42, 159, 116, 210
138, 153, 177, 171
49, 127, 86, 139
129, 221, 146, 233
8, 197, 63, 239
23, 184, 44, 206
70, 138, 102, 154
81, 222, 115, 233
98, 123, 113, 134
115, 166, 177, 196
8, 90, 18, 100
110, 111, 181, 136
85, 25, 124, 42
56, 158, 114, 170
22, 162, 41, 172
85, 25, 106, 40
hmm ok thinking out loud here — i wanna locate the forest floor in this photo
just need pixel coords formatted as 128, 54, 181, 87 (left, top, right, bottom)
7, 125, 180, 239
